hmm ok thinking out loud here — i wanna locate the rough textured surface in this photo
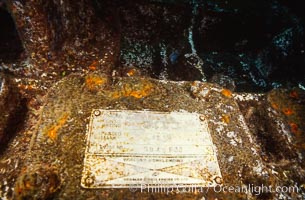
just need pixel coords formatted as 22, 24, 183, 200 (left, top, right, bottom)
14, 164, 61, 200
0, 0, 305, 199
4, 0, 120, 84
2, 0, 304, 90
19, 74, 257, 199
0, 74, 301, 199
0, 73, 22, 150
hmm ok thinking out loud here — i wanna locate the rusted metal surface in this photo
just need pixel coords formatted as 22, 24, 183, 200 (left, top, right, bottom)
1, 75, 304, 199
81, 110, 222, 188
0, 74, 22, 149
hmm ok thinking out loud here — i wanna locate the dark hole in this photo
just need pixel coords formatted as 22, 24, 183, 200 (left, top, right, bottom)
0, 98, 28, 154
0, 3, 24, 62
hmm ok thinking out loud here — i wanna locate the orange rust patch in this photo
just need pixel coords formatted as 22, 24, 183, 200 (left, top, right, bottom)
110, 91, 121, 99
24, 181, 32, 189
126, 68, 136, 77
271, 103, 279, 110
222, 115, 230, 124
16, 186, 23, 195
221, 89, 232, 98
111, 80, 154, 99
191, 81, 197, 86
18, 84, 35, 91
126, 82, 153, 98
289, 122, 300, 136
88, 61, 98, 71
289, 90, 299, 99
282, 108, 294, 116
85, 75, 107, 91
47, 113, 69, 140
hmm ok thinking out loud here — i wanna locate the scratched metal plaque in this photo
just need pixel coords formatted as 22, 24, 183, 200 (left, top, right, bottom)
81, 110, 222, 188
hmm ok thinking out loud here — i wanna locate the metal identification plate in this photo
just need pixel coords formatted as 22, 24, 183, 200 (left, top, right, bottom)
81, 110, 222, 188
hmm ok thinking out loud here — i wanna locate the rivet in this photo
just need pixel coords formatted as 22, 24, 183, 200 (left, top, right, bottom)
94, 110, 101, 116
85, 176, 95, 186
199, 115, 205, 121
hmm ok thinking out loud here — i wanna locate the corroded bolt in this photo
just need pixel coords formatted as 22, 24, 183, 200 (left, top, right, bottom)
199, 115, 205, 121
94, 110, 101, 116
85, 176, 95, 186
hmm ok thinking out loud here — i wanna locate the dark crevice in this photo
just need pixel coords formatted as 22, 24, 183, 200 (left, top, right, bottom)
237, 99, 298, 162
106, 0, 305, 92
0, 98, 28, 154
0, 3, 24, 63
